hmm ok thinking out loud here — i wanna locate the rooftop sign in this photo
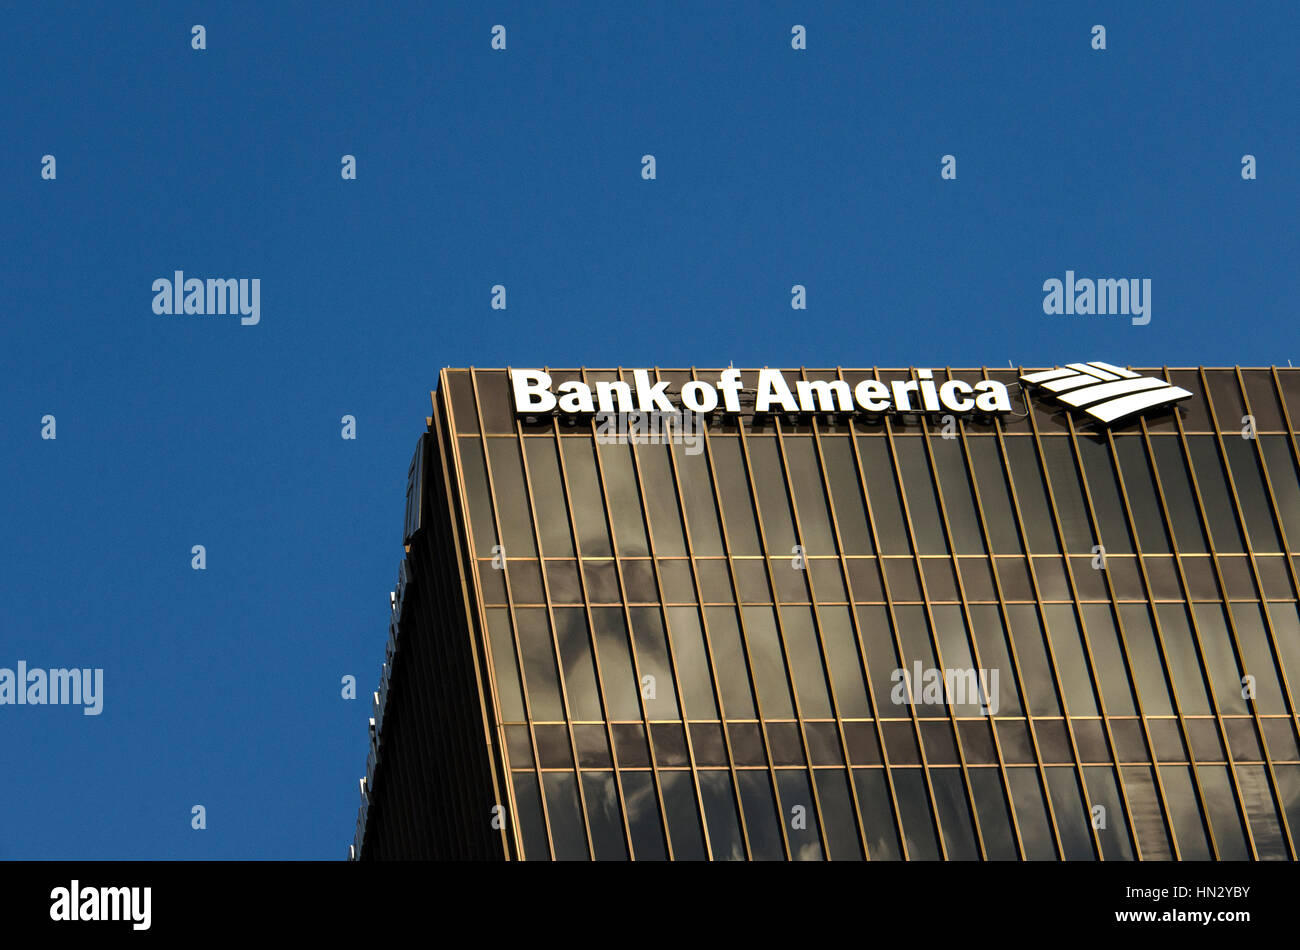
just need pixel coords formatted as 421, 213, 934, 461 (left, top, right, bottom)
1019, 362, 1193, 424
510, 368, 1014, 417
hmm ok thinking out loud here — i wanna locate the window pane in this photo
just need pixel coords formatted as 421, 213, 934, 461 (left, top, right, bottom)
1113, 436, 1171, 553
931, 606, 984, 717
660, 770, 706, 860
1079, 605, 1137, 716
517, 608, 564, 720
664, 607, 719, 719
1153, 604, 1212, 715
1260, 436, 1300, 549
740, 606, 794, 718
1045, 767, 1096, 860
967, 605, 1023, 716
1223, 440, 1283, 551
635, 442, 686, 555
775, 770, 824, 860
698, 770, 746, 860
852, 768, 903, 860
710, 438, 761, 554
1229, 602, 1287, 714
487, 608, 525, 721
1242, 370, 1287, 430
1195, 765, 1250, 860
592, 607, 641, 720
1264, 603, 1300, 703
931, 768, 980, 860
1158, 765, 1211, 859
817, 605, 872, 718
822, 436, 874, 554
778, 605, 832, 718
892, 769, 941, 859
736, 770, 785, 860
856, 605, 903, 715
1076, 435, 1134, 554
524, 438, 574, 556
487, 440, 537, 557
814, 769, 863, 861
895, 438, 948, 554
561, 439, 611, 556
1083, 766, 1135, 859
1148, 438, 1209, 552
748, 437, 797, 555
543, 772, 590, 860
1006, 605, 1061, 715
1006, 768, 1057, 860
1204, 369, 1247, 428
784, 437, 836, 555
459, 438, 497, 556
894, 606, 942, 718
597, 442, 649, 556
968, 768, 1018, 859
858, 436, 910, 554
1190, 603, 1248, 714
704, 607, 756, 718
555, 608, 602, 720
619, 771, 667, 860
671, 442, 723, 555
969, 438, 1022, 554
512, 771, 550, 860
1119, 766, 1173, 859
1041, 438, 1094, 554
1187, 437, 1246, 552
930, 438, 986, 555
1239, 765, 1287, 858
1273, 766, 1300, 861
1276, 371, 1300, 425
629, 607, 679, 721
1042, 605, 1098, 715
445, 369, 479, 433
1004, 439, 1060, 554
1117, 605, 1173, 715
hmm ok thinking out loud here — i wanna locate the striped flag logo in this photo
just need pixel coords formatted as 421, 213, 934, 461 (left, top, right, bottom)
1019, 362, 1193, 425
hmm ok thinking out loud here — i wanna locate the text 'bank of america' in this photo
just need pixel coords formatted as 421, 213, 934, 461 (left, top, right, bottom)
350, 365, 1300, 861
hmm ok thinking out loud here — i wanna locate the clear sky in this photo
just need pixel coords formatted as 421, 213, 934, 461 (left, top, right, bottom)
2, 2, 1297, 858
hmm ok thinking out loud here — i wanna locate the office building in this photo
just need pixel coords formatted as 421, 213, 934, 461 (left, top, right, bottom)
351, 365, 1300, 860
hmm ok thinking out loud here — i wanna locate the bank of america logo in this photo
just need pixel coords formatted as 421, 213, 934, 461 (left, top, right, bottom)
1019, 362, 1193, 424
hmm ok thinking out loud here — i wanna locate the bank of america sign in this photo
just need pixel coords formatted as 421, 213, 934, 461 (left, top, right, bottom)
1020, 362, 1192, 425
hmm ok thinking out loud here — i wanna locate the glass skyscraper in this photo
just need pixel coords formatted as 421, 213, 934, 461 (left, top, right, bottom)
352, 366, 1300, 861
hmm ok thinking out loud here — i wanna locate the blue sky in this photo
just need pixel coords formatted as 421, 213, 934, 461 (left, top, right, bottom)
1, 2, 1297, 858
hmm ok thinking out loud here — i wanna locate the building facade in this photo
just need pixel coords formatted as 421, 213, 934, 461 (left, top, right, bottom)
351, 366, 1300, 861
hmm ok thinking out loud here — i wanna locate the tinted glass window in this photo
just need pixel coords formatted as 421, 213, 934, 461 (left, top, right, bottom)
822, 436, 873, 554
524, 438, 573, 556
1004, 439, 1060, 553
783, 436, 836, 555
1113, 436, 1171, 553
1149, 438, 1209, 552
671, 441, 724, 554
710, 438, 761, 555
1187, 437, 1245, 552
488, 440, 537, 557
857, 436, 911, 554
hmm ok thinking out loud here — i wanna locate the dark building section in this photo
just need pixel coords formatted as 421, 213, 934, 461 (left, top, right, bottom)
353, 398, 511, 860
353, 367, 1300, 860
